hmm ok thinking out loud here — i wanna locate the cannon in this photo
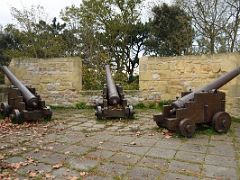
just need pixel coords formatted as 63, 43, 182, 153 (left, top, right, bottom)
95, 65, 134, 119
0, 66, 52, 123
154, 66, 240, 137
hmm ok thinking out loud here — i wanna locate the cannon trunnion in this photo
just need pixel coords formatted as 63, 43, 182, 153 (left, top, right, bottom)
154, 67, 240, 137
95, 65, 134, 119
0, 66, 52, 123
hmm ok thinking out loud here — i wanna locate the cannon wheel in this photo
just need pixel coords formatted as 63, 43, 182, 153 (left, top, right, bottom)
43, 106, 53, 121
213, 112, 231, 133
10, 109, 23, 124
179, 119, 196, 138
126, 105, 134, 118
96, 106, 103, 120
0, 102, 11, 118
129, 105, 134, 118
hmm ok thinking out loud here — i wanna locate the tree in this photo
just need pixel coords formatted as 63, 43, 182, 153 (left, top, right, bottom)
0, 26, 11, 65
61, 0, 147, 82
224, 0, 240, 52
176, 0, 233, 54
4, 6, 72, 58
145, 3, 193, 56
60, 5, 82, 56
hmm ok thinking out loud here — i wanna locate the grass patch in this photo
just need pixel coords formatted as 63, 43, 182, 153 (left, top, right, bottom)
148, 102, 157, 109
113, 176, 128, 180
75, 102, 87, 109
195, 124, 217, 136
134, 102, 146, 109
158, 100, 172, 109
43, 116, 52, 122
96, 115, 136, 123
50, 105, 74, 110
134, 100, 172, 110
50, 103, 94, 110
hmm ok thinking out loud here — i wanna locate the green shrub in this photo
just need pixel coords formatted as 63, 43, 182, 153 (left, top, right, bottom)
158, 100, 172, 109
148, 102, 157, 109
115, 73, 139, 90
82, 65, 139, 90
75, 102, 87, 109
82, 65, 105, 90
134, 102, 146, 109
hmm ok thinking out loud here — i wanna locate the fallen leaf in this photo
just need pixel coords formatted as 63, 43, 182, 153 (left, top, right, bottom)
34, 148, 39, 153
0, 154, 4, 160
162, 129, 169, 133
69, 176, 78, 180
64, 151, 70, 155
45, 173, 54, 178
48, 146, 54, 150
38, 170, 44, 174
26, 157, 34, 163
11, 162, 24, 170
29, 171, 37, 177
164, 134, 172, 139
135, 131, 141, 136
80, 172, 87, 176
52, 162, 63, 169
0, 162, 11, 169
130, 142, 136, 145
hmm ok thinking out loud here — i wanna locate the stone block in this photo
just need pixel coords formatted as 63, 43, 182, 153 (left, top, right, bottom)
211, 63, 221, 73
139, 71, 152, 81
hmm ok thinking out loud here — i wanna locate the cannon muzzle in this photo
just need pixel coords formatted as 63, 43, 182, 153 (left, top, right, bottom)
105, 65, 120, 105
1, 66, 38, 108
173, 66, 240, 108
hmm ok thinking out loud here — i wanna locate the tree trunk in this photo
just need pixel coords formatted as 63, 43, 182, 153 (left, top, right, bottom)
210, 36, 215, 54
230, 10, 240, 52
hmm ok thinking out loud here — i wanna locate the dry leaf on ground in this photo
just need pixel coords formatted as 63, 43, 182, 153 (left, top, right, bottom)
52, 162, 63, 169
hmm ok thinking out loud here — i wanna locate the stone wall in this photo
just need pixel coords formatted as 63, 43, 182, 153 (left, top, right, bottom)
8, 58, 82, 105
4, 54, 240, 117
79, 90, 144, 106
139, 53, 240, 117
4, 58, 144, 107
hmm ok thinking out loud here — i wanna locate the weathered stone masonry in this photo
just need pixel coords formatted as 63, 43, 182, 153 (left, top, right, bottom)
139, 53, 240, 117
7, 58, 82, 106
2, 53, 240, 117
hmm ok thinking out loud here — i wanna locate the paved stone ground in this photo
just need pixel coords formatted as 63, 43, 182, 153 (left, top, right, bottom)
0, 109, 239, 180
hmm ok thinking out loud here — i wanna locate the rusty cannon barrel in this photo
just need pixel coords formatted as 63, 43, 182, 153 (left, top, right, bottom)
1, 66, 38, 108
173, 66, 240, 109
105, 65, 120, 105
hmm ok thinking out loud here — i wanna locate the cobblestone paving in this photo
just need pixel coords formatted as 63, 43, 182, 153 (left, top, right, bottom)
0, 109, 240, 180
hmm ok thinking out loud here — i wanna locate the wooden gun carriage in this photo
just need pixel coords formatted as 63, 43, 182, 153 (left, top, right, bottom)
154, 67, 240, 137
95, 65, 134, 119
0, 66, 52, 123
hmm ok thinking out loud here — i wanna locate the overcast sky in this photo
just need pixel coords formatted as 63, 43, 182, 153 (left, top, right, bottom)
0, 0, 172, 27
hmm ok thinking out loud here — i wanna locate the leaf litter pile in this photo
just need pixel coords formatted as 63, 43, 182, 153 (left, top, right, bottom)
0, 117, 65, 179
0, 117, 56, 140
